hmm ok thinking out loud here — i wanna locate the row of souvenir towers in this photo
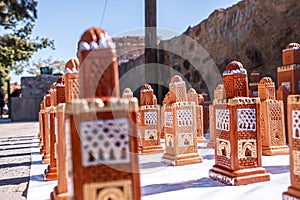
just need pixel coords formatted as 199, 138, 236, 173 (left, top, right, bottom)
38, 26, 300, 200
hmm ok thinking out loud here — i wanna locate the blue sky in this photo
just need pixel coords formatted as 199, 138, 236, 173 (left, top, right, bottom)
11, 0, 240, 83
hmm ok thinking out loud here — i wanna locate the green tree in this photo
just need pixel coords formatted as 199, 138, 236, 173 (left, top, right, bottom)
27, 57, 65, 76
0, 0, 54, 83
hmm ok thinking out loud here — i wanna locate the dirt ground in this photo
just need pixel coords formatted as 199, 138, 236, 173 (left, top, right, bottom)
0, 120, 38, 200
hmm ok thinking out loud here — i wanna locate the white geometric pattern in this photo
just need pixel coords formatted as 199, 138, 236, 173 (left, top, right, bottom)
237, 109, 256, 131
80, 118, 130, 166
144, 112, 157, 125
178, 133, 193, 147
292, 110, 300, 139
177, 109, 193, 126
216, 109, 230, 131
165, 112, 173, 128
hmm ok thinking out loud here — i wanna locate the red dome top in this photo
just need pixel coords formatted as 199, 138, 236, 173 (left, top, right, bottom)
225, 61, 244, 71
259, 77, 273, 84
79, 27, 108, 44
65, 58, 80, 73
286, 43, 300, 49
223, 61, 247, 75
141, 84, 152, 91
170, 75, 184, 83
123, 88, 132, 94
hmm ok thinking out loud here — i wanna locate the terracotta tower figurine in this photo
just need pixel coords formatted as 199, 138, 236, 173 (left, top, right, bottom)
207, 84, 226, 148
277, 42, 300, 143
50, 58, 80, 200
65, 27, 141, 200
278, 43, 300, 94
50, 75, 68, 200
283, 95, 300, 199
201, 91, 210, 134
277, 85, 290, 142
122, 88, 134, 100
45, 83, 58, 180
258, 77, 289, 155
38, 101, 45, 149
78, 27, 119, 101
209, 61, 270, 185
161, 75, 202, 166
137, 84, 163, 154
187, 88, 206, 143
65, 58, 80, 102
42, 90, 51, 164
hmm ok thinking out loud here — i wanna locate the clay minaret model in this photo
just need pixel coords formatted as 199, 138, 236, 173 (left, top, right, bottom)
65, 27, 141, 200
209, 61, 270, 185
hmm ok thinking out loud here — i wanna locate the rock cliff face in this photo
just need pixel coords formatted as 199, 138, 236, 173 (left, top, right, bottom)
186, 0, 299, 72
119, 0, 300, 100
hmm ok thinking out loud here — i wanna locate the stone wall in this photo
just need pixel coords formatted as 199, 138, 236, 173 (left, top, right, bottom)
11, 75, 60, 121
119, 0, 300, 101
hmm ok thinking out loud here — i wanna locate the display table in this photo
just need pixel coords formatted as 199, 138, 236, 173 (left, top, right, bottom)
27, 135, 290, 200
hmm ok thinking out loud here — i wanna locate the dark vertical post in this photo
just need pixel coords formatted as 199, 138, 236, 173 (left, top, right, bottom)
145, 0, 157, 64
6, 80, 10, 118
145, 0, 162, 103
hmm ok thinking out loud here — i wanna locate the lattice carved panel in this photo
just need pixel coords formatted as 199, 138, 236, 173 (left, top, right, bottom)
216, 109, 230, 131
260, 106, 266, 144
145, 129, 157, 140
293, 150, 300, 176
177, 109, 193, 127
269, 102, 284, 145
165, 112, 173, 128
178, 133, 193, 147
235, 78, 248, 96
174, 86, 187, 101
71, 78, 79, 100
292, 110, 300, 139
80, 118, 130, 166
238, 139, 257, 159
137, 112, 141, 124
144, 112, 157, 125
237, 109, 256, 131
216, 138, 231, 159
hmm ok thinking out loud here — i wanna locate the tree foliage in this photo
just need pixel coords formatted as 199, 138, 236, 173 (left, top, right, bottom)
0, 0, 54, 83
27, 57, 65, 76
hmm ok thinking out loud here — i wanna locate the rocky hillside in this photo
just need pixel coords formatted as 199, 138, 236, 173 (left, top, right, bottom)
119, 0, 300, 100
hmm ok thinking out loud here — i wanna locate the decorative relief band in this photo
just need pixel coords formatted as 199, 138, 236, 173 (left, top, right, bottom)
293, 150, 300, 176
178, 133, 193, 147
238, 139, 257, 159
216, 138, 231, 159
